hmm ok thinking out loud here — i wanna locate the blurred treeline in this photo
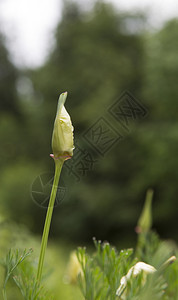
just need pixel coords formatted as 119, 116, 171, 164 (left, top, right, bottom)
0, 1, 178, 246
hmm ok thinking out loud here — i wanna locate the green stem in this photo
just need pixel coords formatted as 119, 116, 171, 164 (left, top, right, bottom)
36, 159, 64, 283
2, 288, 7, 300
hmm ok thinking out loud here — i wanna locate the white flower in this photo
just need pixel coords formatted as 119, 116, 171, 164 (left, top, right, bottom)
116, 262, 156, 299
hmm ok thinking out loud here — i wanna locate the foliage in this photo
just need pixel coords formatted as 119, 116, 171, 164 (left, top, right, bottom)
0, 220, 82, 300
1, 248, 33, 298
76, 233, 177, 300
0, 186, 177, 300
0, 33, 19, 115
77, 241, 134, 300
0, 245, 50, 300
75, 191, 177, 299
13, 276, 51, 300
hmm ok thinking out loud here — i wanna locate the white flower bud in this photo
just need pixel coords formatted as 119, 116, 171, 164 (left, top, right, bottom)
52, 92, 74, 159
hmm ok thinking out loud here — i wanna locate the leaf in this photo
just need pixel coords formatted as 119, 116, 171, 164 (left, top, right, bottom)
2, 248, 33, 289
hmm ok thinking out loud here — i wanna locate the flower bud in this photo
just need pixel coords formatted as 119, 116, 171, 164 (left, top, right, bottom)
136, 189, 153, 233
65, 251, 84, 284
51, 92, 74, 159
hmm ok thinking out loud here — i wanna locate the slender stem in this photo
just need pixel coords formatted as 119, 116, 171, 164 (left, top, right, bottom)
2, 289, 7, 300
36, 159, 64, 283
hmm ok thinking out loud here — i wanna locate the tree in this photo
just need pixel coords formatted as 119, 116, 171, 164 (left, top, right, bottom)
0, 33, 19, 115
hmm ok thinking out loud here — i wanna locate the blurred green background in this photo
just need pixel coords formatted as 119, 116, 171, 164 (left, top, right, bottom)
0, 0, 178, 297
1, 0, 178, 244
